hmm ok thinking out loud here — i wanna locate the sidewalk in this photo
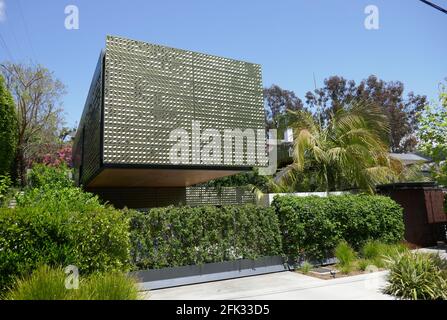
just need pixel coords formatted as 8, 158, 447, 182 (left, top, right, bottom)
147, 271, 393, 300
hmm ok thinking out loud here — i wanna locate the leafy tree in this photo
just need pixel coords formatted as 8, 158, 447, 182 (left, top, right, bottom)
1, 62, 66, 185
305, 75, 427, 152
277, 101, 403, 193
417, 81, 447, 186
264, 85, 303, 131
0, 74, 17, 177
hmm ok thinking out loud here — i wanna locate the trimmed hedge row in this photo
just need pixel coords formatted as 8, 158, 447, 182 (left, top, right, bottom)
128, 205, 283, 270
0, 187, 130, 291
272, 195, 404, 261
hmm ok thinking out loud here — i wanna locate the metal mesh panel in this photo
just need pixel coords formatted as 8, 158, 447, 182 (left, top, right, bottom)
185, 187, 255, 206
87, 186, 254, 209
72, 54, 103, 185
102, 36, 265, 167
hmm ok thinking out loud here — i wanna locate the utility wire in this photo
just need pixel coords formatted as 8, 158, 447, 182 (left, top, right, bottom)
16, 0, 38, 63
3, 9, 25, 61
0, 31, 15, 62
418, 0, 447, 14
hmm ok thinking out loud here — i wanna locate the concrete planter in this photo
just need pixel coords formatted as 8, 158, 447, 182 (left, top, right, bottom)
131, 255, 288, 290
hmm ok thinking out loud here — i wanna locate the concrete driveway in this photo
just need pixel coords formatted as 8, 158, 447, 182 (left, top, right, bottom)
146, 271, 393, 300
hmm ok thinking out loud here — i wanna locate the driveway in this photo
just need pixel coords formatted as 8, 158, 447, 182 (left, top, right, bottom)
146, 271, 393, 300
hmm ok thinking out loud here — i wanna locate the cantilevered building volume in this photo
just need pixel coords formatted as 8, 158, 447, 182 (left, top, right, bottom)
73, 36, 267, 208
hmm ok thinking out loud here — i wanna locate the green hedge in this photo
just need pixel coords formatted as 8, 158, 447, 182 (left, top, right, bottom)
0, 187, 130, 291
128, 204, 283, 270
272, 195, 404, 261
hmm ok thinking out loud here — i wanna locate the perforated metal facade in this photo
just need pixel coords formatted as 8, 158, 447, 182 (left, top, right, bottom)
87, 186, 255, 209
73, 35, 266, 196
103, 35, 265, 166
72, 53, 104, 186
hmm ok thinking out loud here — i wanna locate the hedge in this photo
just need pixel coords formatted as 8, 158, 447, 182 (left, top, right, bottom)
128, 204, 283, 270
0, 187, 131, 291
272, 195, 404, 261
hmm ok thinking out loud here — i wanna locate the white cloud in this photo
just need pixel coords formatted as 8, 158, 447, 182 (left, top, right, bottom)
0, 0, 6, 22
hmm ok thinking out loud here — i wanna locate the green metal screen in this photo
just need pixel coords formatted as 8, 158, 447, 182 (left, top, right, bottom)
102, 36, 265, 166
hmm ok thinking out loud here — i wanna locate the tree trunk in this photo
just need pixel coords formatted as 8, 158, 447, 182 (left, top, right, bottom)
12, 146, 26, 187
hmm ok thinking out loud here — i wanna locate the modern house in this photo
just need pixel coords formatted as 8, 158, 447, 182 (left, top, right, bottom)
72, 36, 267, 208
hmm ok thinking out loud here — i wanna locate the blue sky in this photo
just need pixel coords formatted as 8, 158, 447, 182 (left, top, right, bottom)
0, 0, 446, 127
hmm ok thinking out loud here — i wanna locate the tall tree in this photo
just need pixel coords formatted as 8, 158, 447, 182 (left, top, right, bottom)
305, 75, 427, 152
277, 101, 403, 193
1, 62, 66, 185
417, 81, 447, 186
0, 74, 17, 176
264, 85, 303, 131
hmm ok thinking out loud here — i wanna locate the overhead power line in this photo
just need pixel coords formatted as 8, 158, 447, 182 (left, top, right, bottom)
0, 32, 15, 62
418, 0, 447, 14
16, 0, 38, 62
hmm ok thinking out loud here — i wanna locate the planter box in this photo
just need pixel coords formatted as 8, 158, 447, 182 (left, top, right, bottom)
131, 256, 288, 290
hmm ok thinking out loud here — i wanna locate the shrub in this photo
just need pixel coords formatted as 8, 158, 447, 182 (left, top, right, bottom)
128, 204, 283, 270
272, 194, 404, 261
0, 187, 131, 291
5, 265, 139, 300
78, 272, 139, 300
357, 259, 373, 271
384, 252, 447, 300
0, 174, 12, 206
4, 265, 70, 300
0, 75, 17, 178
335, 241, 356, 274
16, 186, 105, 216
361, 240, 408, 268
299, 261, 313, 274
27, 163, 73, 189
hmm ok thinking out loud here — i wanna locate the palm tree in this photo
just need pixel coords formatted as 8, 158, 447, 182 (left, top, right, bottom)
275, 101, 403, 193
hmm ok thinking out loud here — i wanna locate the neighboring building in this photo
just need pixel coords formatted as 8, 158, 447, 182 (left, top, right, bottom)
389, 153, 431, 166
72, 36, 266, 208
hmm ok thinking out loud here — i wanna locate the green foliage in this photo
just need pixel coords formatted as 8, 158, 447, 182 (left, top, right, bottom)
279, 101, 403, 193
27, 163, 73, 189
16, 186, 103, 214
357, 259, 373, 272
272, 194, 404, 261
128, 204, 283, 270
304, 75, 427, 153
384, 252, 447, 300
299, 261, 313, 274
417, 83, 447, 186
1, 62, 67, 186
361, 240, 408, 268
334, 241, 356, 274
0, 75, 17, 178
76, 272, 139, 300
5, 265, 139, 300
4, 265, 70, 300
0, 187, 130, 291
0, 174, 12, 205
199, 168, 272, 193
